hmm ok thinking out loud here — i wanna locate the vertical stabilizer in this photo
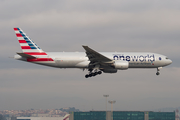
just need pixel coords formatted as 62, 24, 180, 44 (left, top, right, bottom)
14, 28, 54, 62
13, 28, 45, 54
63, 114, 70, 120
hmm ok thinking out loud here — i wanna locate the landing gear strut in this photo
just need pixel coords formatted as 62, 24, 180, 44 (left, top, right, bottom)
156, 67, 162, 76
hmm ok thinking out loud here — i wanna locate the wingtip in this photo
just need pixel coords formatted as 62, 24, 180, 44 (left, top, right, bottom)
82, 45, 88, 48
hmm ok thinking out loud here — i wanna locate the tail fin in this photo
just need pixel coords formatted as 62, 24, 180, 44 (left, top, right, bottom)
13, 28, 45, 54
63, 114, 70, 120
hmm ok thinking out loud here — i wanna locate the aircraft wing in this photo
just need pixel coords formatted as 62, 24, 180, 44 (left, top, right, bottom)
82, 46, 114, 65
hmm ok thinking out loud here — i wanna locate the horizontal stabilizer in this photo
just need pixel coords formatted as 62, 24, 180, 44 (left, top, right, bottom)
17, 52, 36, 58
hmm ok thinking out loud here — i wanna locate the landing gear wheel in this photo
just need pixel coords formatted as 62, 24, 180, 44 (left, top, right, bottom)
94, 72, 98, 75
85, 70, 102, 78
89, 74, 92, 77
91, 73, 95, 76
85, 74, 89, 78
98, 71, 102, 74
156, 72, 160, 76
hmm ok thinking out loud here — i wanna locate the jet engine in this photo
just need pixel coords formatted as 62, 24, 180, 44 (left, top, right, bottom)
113, 61, 129, 70
102, 69, 117, 73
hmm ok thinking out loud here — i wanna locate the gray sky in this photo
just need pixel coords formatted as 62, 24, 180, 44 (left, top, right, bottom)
0, 0, 180, 111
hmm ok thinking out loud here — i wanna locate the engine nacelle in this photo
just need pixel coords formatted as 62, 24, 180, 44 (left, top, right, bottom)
114, 61, 129, 70
102, 69, 117, 73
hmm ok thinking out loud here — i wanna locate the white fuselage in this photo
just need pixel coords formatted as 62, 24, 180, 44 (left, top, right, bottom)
15, 52, 172, 69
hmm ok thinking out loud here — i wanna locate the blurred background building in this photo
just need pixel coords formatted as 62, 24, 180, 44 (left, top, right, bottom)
69, 111, 175, 120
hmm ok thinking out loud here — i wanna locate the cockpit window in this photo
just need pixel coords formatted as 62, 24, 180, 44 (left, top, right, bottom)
166, 57, 169, 59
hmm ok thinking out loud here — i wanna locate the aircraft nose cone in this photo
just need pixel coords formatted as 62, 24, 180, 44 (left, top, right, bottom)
167, 59, 172, 65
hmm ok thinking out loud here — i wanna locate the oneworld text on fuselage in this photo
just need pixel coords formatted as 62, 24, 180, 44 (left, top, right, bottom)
113, 54, 155, 62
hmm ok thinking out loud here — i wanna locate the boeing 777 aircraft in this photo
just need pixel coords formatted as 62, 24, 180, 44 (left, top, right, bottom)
14, 28, 172, 78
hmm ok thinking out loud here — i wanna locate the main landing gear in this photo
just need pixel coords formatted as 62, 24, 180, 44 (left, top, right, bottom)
85, 71, 102, 78
156, 67, 162, 76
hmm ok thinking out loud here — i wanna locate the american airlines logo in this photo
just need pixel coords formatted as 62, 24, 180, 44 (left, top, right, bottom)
63, 115, 70, 120
113, 54, 155, 62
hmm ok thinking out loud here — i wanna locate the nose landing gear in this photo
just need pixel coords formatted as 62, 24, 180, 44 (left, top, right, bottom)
156, 67, 162, 76
156, 71, 160, 75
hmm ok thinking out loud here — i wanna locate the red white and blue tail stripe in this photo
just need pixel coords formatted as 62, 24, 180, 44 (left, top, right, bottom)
14, 28, 54, 62
14, 28, 44, 53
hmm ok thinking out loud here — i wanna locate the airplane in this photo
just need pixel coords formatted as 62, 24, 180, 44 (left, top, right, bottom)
13, 28, 172, 78
17, 114, 70, 120
63, 114, 70, 120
